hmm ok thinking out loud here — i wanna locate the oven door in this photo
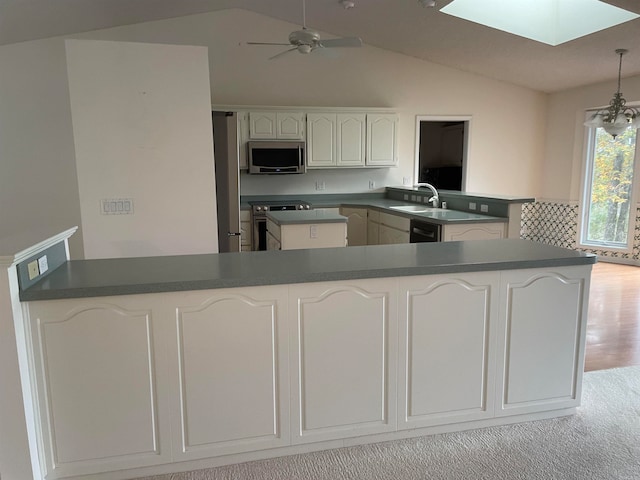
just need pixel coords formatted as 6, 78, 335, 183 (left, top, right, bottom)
410, 219, 441, 242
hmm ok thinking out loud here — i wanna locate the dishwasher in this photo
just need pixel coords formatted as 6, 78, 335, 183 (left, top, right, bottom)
410, 218, 442, 242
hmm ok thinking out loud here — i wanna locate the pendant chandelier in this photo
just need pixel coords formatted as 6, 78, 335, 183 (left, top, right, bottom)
585, 49, 640, 138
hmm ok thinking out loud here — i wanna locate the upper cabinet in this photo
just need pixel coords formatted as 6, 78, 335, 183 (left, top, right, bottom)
307, 113, 366, 168
237, 109, 397, 170
366, 113, 398, 167
249, 111, 305, 140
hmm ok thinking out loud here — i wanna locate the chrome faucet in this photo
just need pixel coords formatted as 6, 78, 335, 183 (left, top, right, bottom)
413, 183, 439, 207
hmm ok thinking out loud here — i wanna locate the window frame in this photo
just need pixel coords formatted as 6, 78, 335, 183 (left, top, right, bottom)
578, 112, 640, 253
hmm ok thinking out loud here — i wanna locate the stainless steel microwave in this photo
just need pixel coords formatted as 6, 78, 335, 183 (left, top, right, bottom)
248, 141, 306, 174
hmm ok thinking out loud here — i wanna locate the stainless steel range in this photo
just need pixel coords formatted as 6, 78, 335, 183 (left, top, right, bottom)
250, 200, 311, 251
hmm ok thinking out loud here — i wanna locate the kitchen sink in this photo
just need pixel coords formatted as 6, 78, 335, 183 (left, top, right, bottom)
389, 205, 439, 213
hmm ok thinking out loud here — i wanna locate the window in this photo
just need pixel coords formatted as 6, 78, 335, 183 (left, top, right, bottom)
580, 124, 639, 251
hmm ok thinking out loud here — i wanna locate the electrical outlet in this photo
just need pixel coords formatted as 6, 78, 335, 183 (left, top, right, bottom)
402, 177, 411, 186
404, 194, 409, 200
369, 180, 376, 189
310, 225, 318, 238
315, 181, 325, 191
27, 260, 39, 280
480, 204, 489, 213
469, 202, 477, 210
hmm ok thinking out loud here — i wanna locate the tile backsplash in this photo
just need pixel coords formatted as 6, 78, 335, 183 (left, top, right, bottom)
521, 201, 640, 262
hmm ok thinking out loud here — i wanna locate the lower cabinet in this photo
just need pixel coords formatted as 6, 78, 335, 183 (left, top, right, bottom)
367, 209, 380, 245
339, 207, 368, 246
495, 267, 590, 416
397, 272, 499, 428
378, 212, 410, 245
288, 279, 398, 443
442, 222, 506, 241
23, 265, 591, 479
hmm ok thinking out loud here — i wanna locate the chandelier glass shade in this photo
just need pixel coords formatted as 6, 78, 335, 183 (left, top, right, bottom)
585, 49, 640, 138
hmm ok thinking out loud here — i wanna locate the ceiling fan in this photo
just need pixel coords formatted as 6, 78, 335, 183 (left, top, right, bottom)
247, 0, 362, 60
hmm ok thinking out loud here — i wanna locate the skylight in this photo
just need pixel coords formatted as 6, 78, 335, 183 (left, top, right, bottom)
440, 0, 639, 46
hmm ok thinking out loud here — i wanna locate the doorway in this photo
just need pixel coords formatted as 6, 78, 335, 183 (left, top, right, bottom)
415, 116, 470, 191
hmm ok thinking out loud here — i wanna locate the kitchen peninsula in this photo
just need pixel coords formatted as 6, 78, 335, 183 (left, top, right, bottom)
5, 228, 594, 480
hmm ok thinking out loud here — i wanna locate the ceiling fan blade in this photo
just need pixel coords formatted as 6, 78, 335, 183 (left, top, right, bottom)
269, 47, 298, 60
247, 41, 292, 46
318, 37, 362, 48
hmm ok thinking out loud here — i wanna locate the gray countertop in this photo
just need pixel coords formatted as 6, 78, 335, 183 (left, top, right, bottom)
267, 210, 348, 225
20, 239, 595, 301
340, 199, 506, 224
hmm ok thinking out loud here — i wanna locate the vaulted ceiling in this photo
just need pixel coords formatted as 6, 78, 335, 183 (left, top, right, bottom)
1, 0, 639, 93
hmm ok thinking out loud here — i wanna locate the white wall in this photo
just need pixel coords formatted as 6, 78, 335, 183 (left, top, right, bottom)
543, 74, 640, 202
0, 9, 547, 260
73, 8, 548, 198
0, 39, 84, 258
66, 39, 218, 259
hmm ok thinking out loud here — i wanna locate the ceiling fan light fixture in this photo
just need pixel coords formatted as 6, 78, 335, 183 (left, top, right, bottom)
339, 0, 355, 9
418, 0, 437, 7
585, 49, 640, 139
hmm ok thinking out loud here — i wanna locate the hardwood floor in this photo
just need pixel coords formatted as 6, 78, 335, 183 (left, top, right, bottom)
585, 262, 640, 372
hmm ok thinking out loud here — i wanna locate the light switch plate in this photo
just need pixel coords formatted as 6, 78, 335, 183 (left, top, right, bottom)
38, 255, 49, 274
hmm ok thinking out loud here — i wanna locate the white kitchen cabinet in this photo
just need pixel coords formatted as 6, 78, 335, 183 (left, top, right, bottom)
307, 113, 337, 167
495, 267, 590, 416
166, 286, 290, 460
340, 207, 368, 246
240, 209, 252, 251
378, 211, 410, 244
25, 297, 173, 479
366, 113, 398, 166
307, 113, 366, 168
367, 209, 380, 245
397, 272, 499, 429
337, 113, 366, 166
442, 222, 506, 241
288, 279, 398, 444
249, 111, 305, 140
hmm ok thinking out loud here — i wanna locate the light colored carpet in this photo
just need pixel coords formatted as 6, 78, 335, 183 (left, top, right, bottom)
138, 366, 640, 480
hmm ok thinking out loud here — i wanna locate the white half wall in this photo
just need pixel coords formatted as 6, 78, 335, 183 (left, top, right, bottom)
66, 39, 219, 259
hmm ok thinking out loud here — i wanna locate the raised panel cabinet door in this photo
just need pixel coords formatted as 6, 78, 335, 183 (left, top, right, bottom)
496, 266, 591, 416
25, 297, 171, 479
277, 112, 306, 139
397, 273, 499, 429
336, 113, 366, 166
307, 113, 337, 167
168, 286, 290, 460
366, 113, 398, 166
249, 111, 277, 139
340, 207, 368, 246
378, 224, 409, 244
442, 222, 506, 241
289, 279, 398, 444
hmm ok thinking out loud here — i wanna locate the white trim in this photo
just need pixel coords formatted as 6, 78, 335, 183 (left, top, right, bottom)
577, 122, 639, 254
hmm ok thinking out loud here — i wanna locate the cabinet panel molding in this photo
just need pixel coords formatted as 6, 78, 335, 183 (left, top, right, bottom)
398, 273, 498, 429
289, 281, 398, 443
497, 268, 589, 416
173, 290, 289, 458
28, 300, 167, 478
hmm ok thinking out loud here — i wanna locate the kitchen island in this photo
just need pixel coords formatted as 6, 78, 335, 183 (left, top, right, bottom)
266, 210, 347, 250
6, 229, 595, 480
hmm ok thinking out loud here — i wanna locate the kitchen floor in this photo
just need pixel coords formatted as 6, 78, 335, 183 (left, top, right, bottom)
585, 262, 640, 372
